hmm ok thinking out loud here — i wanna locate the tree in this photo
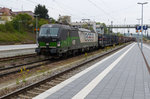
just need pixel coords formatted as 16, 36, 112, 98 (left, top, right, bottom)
12, 14, 32, 32
82, 24, 88, 29
101, 23, 108, 34
38, 19, 49, 28
49, 17, 56, 24
34, 4, 49, 19
32, 18, 49, 30
82, 23, 94, 31
58, 15, 71, 25
5, 22, 15, 32
96, 22, 101, 25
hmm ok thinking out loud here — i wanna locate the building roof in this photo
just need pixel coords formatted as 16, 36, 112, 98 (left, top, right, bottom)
0, 7, 12, 16
13, 11, 34, 17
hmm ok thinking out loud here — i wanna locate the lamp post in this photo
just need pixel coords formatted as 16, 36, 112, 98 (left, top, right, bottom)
136, 18, 141, 46
137, 2, 148, 51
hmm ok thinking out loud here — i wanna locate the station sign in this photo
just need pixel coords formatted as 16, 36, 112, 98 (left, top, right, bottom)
136, 25, 141, 30
143, 25, 148, 30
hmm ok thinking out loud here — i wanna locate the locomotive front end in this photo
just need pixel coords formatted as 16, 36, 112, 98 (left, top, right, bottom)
35, 24, 61, 56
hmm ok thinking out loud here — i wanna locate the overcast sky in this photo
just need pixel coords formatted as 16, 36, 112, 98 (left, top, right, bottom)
0, 0, 150, 33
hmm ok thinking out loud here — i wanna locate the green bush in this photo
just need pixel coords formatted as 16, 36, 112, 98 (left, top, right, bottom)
5, 22, 15, 32
12, 13, 33, 32
39, 19, 49, 27
33, 18, 49, 28
0, 24, 6, 32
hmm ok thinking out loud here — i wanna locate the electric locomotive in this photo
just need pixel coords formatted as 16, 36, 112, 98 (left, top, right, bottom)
35, 24, 98, 57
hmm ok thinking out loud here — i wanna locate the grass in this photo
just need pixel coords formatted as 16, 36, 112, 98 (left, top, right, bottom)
0, 32, 36, 45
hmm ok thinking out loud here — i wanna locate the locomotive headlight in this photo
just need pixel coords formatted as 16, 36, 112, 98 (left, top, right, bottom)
57, 41, 61, 47
46, 43, 49, 46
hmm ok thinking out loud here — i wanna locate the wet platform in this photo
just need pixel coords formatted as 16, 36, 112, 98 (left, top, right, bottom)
33, 43, 150, 99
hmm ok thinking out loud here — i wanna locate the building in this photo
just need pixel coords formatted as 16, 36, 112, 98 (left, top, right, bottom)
96, 24, 104, 34
13, 11, 34, 17
71, 21, 97, 32
0, 7, 34, 24
58, 15, 71, 24
0, 7, 13, 23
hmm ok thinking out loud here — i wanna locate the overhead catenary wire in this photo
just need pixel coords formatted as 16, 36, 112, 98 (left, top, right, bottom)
52, 0, 87, 20
53, 0, 90, 18
26, 0, 86, 20
26, 0, 66, 16
87, 0, 115, 20
0, 3, 21, 10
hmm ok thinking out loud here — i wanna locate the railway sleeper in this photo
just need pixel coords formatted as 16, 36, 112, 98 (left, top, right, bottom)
18, 94, 32, 99
27, 91, 40, 96
46, 81, 56, 85
23, 92, 36, 98
66, 72, 74, 75
38, 86, 50, 90
31, 88, 44, 93
40, 84, 51, 88
34, 88, 46, 92
51, 80, 61, 84
44, 83, 55, 87
59, 75, 70, 79
54, 78, 65, 81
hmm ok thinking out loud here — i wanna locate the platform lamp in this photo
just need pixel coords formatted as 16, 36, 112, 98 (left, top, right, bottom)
137, 2, 148, 51
136, 18, 141, 46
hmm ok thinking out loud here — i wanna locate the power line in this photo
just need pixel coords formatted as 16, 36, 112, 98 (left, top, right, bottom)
52, 0, 86, 19
0, 4, 21, 10
93, 0, 111, 10
26, 0, 86, 20
26, 0, 70, 16
87, 0, 115, 20
25, 0, 66, 18
54, 0, 89, 16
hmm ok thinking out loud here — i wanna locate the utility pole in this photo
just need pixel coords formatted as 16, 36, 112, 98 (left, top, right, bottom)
128, 29, 130, 37
107, 19, 109, 34
18, 20, 22, 32
137, 2, 148, 51
147, 30, 149, 38
111, 21, 113, 33
34, 14, 39, 45
124, 18, 126, 35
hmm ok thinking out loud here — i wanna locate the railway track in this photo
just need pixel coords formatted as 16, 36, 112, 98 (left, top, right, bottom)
0, 59, 51, 78
0, 43, 128, 99
0, 54, 37, 62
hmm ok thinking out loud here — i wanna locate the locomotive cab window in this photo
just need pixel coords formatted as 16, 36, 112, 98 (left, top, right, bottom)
39, 27, 59, 37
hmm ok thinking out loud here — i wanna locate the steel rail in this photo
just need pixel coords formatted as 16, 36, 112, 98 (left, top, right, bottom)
0, 43, 128, 99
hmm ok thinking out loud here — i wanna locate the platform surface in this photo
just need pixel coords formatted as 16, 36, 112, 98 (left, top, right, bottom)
34, 43, 150, 99
0, 44, 37, 58
0, 44, 36, 51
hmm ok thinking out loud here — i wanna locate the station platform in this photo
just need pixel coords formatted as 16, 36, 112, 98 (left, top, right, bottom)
33, 43, 150, 99
0, 44, 36, 51
0, 44, 37, 58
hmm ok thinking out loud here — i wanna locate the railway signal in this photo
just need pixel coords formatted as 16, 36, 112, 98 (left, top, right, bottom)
34, 28, 40, 31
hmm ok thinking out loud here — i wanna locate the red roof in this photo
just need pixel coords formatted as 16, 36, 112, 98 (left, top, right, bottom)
0, 7, 12, 16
